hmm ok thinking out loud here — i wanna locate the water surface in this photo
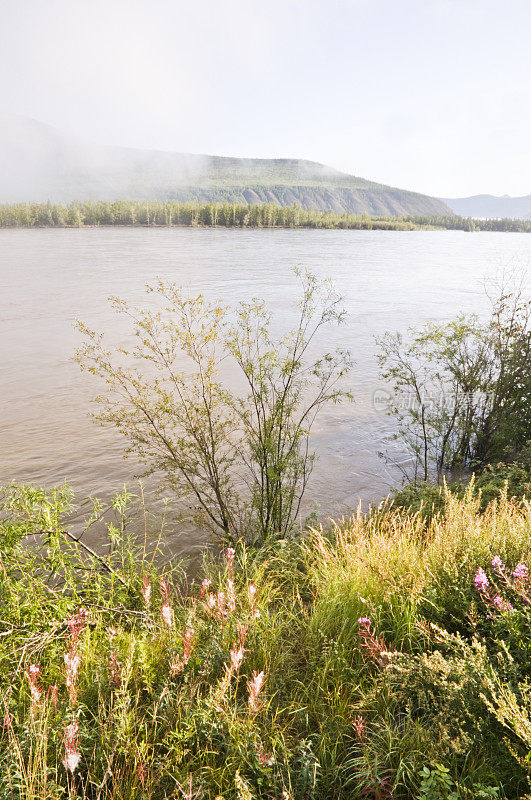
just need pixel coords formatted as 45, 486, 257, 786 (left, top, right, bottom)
1, 228, 529, 557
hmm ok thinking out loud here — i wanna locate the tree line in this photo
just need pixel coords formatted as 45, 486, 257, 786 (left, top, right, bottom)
0, 200, 530, 232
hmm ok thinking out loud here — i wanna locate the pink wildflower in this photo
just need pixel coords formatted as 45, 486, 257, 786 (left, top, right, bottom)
474, 568, 489, 592
227, 578, 236, 612
142, 575, 151, 607
161, 603, 174, 628
248, 670, 265, 712
67, 608, 87, 645
357, 619, 390, 663
513, 562, 528, 581
26, 664, 42, 704
492, 555, 505, 574
353, 714, 365, 739
200, 578, 212, 597
230, 645, 244, 672
64, 652, 81, 702
226, 547, 235, 576
182, 627, 195, 664
62, 720, 81, 774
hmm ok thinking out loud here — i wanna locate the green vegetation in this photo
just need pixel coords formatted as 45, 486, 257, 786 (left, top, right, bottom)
76, 270, 353, 545
3, 267, 531, 797
0, 200, 530, 231
377, 284, 531, 482
3, 482, 531, 798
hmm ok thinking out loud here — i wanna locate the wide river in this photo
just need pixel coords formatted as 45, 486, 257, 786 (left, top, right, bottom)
1, 228, 530, 559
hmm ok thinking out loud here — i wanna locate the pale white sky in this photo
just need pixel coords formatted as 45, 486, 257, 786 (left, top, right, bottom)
1, 0, 530, 197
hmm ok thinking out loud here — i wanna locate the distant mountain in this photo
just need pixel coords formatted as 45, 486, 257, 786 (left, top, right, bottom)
442, 194, 531, 220
0, 113, 451, 216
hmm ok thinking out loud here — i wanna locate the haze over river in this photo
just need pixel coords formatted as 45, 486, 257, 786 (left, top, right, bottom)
1, 228, 530, 559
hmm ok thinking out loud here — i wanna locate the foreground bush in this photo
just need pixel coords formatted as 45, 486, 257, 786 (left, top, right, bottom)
2, 483, 531, 798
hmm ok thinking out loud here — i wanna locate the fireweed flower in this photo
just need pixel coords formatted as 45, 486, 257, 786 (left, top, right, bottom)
65, 652, 82, 702
492, 556, 505, 574
230, 645, 244, 672
227, 578, 236, 612
474, 568, 489, 592
67, 608, 87, 646
142, 575, 151, 607
26, 664, 42, 704
358, 617, 372, 628
161, 603, 174, 628
513, 563, 528, 581
200, 578, 212, 597
226, 547, 235, 576
353, 714, 365, 740
248, 670, 265, 712
62, 720, 81, 774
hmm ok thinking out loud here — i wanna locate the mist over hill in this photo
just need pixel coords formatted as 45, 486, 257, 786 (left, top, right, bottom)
443, 194, 531, 220
0, 113, 451, 216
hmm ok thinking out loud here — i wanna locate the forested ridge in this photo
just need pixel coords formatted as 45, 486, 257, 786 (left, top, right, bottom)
1, 200, 530, 232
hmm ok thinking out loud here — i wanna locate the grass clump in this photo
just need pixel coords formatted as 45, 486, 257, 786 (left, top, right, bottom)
2, 482, 531, 798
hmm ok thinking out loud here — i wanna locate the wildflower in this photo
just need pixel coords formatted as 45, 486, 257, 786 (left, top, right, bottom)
182, 627, 195, 664
26, 664, 41, 704
230, 644, 244, 671
161, 603, 174, 628
62, 720, 81, 774
358, 617, 372, 628
248, 670, 265, 712
513, 562, 528, 581
67, 608, 87, 645
492, 555, 505, 574
353, 714, 365, 739
227, 578, 236, 612
226, 547, 235, 575
248, 583, 257, 600
142, 575, 151, 607
493, 595, 504, 610
200, 578, 212, 597
237, 621, 248, 648
64, 651, 81, 701
474, 568, 489, 592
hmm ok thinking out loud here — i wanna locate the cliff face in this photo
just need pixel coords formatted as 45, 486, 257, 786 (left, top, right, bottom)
162, 184, 450, 216
0, 113, 451, 216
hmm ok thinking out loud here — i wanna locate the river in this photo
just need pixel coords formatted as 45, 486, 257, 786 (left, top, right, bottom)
1, 228, 529, 559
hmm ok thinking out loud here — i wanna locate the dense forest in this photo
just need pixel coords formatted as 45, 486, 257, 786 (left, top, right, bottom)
0, 200, 530, 232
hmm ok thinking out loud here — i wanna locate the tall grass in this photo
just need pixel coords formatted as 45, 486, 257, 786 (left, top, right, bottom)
1, 482, 531, 798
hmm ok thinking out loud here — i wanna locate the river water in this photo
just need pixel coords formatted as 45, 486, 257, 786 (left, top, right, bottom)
1, 228, 529, 558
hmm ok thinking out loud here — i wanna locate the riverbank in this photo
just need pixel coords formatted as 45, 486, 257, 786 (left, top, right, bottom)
2, 481, 531, 798
1, 199, 530, 232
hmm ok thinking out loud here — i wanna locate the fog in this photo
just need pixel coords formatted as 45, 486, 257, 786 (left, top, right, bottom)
0, 0, 530, 198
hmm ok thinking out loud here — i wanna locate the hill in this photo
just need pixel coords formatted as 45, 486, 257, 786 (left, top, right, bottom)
443, 193, 531, 220
0, 113, 451, 216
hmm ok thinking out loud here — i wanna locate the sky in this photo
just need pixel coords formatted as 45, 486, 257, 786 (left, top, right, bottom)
1, 0, 530, 198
